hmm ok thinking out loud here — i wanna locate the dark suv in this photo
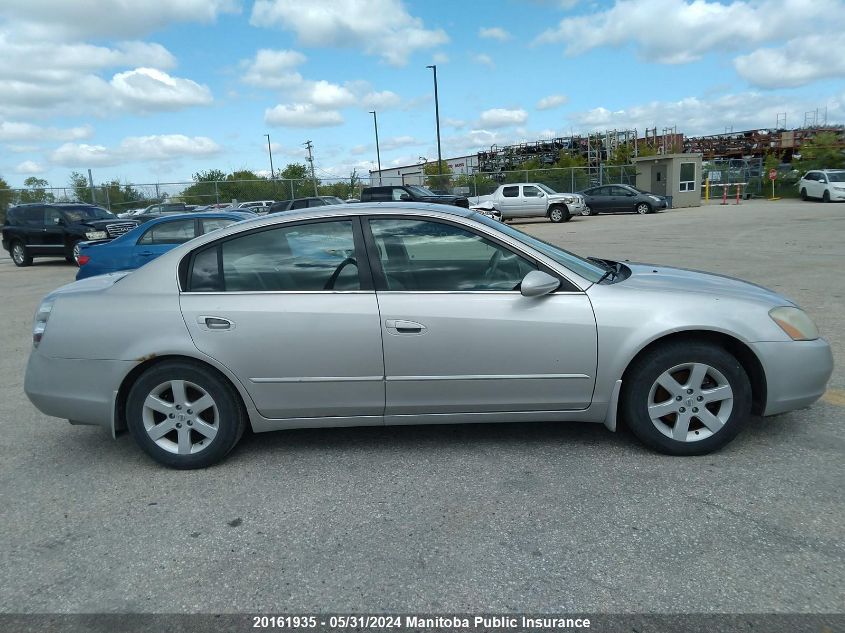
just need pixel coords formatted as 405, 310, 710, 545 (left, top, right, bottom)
360, 185, 469, 208
2, 203, 138, 267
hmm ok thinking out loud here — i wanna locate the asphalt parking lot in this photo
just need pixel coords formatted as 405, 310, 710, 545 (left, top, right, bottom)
0, 199, 842, 613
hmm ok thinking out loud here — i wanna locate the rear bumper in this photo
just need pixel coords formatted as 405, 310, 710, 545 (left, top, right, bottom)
25, 352, 133, 428
750, 338, 834, 416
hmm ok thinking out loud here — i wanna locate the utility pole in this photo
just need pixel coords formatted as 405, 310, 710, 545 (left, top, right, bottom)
369, 111, 382, 185
87, 169, 96, 204
304, 140, 318, 196
425, 65, 443, 175
264, 134, 276, 196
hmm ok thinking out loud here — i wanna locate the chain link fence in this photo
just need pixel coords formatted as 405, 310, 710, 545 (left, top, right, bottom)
0, 166, 638, 221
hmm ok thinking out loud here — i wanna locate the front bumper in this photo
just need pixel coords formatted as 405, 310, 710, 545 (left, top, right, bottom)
567, 200, 587, 214
750, 338, 834, 416
828, 188, 845, 201
25, 352, 133, 429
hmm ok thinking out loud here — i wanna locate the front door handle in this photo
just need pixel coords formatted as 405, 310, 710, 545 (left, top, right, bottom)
199, 316, 233, 330
385, 319, 426, 334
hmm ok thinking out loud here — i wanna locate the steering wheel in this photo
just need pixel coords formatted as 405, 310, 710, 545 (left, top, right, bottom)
324, 257, 358, 289
482, 249, 503, 285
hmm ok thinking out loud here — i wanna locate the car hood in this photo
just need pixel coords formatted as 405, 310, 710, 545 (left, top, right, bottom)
72, 218, 136, 230
548, 193, 582, 201
615, 262, 793, 306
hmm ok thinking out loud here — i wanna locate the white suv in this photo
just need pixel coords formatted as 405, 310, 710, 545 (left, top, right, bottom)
798, 169, 845, 202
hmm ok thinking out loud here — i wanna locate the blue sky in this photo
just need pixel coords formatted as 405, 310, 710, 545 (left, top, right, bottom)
1, 0, 843, 188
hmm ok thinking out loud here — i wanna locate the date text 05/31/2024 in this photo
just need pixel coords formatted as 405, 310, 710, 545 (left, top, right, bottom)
252, 616, 592, 629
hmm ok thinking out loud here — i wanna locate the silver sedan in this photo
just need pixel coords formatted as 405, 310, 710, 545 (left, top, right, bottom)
25, 204, 833, 468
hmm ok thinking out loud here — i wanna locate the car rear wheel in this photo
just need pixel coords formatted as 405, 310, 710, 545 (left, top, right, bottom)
11, 241, 32, 267
800, 188, 808, 201
548, 206, 570, 223
127, 361, 246, 469
636, 202, 651, 214
620, 342, 751, 456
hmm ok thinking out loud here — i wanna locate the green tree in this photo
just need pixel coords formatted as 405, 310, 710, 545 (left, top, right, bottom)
279, 163, 314, 199
797, 131, 845, 170
0, 175, 13, 223
423, 160, 452, 191
19, 177, 55, 204
69, 171, 92, 203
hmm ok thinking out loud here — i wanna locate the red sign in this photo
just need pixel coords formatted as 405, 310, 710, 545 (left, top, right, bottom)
769, 169, 777, 180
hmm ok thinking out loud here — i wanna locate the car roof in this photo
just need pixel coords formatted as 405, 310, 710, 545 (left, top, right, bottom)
264, 201, 474, 221
139, 211, 254, 224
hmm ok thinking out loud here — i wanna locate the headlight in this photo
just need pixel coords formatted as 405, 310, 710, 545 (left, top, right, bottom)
769, 306, 819, 341
648, 195, 661, 202
85, 231, 108, 240
834, 186, 845, 191
33, 296, 55, 347
562, 196, 575, 203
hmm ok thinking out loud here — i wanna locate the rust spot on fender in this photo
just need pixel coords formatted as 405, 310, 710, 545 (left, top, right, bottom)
135, 353, 157, 363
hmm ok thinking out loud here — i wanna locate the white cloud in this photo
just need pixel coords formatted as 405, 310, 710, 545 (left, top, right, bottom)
734, 34, 845, 89
478, 108, 528, 128
360, 90, 403, 110
13, 160, 44, 174
568, 92, 845, 136
0, 121, 93, 142
5, 0, 240, 39
305, 80, 358, 108
479, 27, 511, 41
264, 104, 344, 127
535, 0, 845, 65
240, 49, 306, 88
49, 134, 222, 167
443, 117, 466, 129
472, 53, 495, 68
110, 68, 212, 112
536, 94, 569, 110
0, 31, 211, 117
432, 52, 449, 64
250, 0, 448, 66
381, 136, 422, 151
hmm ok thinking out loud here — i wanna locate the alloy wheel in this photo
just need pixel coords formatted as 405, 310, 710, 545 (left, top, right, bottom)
637, 203, 650, 214
142, 380, 219, 455
12, 244, 24, 265
647, 362, 733, 442
550, 209, 563, 222
72, 242, 82, 264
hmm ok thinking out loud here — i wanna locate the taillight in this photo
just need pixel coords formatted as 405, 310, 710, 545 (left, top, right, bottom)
33, 297, 55, 347
78, 255, 90, 265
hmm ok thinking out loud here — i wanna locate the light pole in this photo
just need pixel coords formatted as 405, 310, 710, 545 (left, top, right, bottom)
264, 134, 276, 195
425, 65, 443, 176
369, 110, 382, 185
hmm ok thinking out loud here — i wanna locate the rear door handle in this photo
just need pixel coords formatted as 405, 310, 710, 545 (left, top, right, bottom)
199, 316, 233, 330
385, 319, 426, 334
138, 251, 154, 257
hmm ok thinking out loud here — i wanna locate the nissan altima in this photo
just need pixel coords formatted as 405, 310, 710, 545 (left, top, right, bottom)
25, 204, 833, 468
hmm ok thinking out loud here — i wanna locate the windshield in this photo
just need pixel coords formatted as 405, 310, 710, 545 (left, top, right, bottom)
62, 206, 114, 222
321, 196, 345, 205
470, 212, 606, 283
407, 185, 436, 196
537, 183, 557, 195
827, 172, 845, 183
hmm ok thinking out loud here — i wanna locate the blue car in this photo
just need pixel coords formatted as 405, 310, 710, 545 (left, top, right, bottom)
76, 212, 254, 280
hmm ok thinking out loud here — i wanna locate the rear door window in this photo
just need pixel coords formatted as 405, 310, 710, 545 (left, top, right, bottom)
138, 219, 198, 245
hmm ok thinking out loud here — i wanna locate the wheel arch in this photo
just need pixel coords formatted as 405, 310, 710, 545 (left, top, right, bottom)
113, 354, 253, 436
619, 330, 767, 416
546, 203, 569, 217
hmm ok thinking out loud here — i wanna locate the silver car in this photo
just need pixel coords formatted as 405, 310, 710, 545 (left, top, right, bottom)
25, 204, 833, 468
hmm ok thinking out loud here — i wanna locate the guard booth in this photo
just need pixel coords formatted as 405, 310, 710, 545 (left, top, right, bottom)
631, 153, 702, 208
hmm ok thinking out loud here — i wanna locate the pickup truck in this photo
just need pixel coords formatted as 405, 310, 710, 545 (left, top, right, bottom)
468, 183, 586, 223
360, 185, 470, 208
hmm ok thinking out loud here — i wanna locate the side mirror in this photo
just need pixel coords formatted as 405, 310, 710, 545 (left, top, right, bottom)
537, 192, 544, 197
399, 193, 412, 201
54, 217, 64, 225
520, 270, 560, 297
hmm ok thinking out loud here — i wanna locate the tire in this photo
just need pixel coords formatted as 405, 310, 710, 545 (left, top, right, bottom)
620, 342, 751, 456
548, 206, 570, 223
800, 188, 808, 201
635, 202, 651, 215
10, 240, 32, 267
126, 361, 247, 469
581, 207, 593, 216
68, 240, 82, 266
823, 190, 830, 203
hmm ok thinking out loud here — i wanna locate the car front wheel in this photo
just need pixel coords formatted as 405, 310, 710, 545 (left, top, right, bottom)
636, 202, 651, 214
548, 206, 570, 223
581, 207, 593, 216
621, 342, 751, 456
127, 361, 246, 469
823, 190, 831, 203
800, 188, 808, 201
